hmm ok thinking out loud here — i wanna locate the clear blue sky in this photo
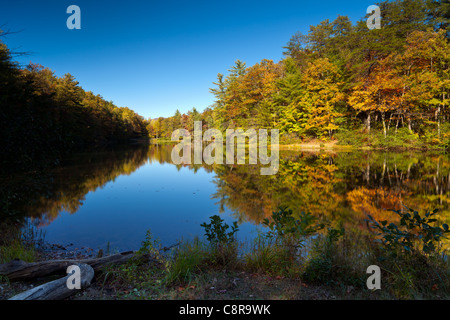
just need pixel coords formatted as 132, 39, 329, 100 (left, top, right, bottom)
0, 0, 375, 119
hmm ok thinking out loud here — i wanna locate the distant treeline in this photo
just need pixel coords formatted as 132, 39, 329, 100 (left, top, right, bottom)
0, 39, 148, 172
148, 0, 449, 149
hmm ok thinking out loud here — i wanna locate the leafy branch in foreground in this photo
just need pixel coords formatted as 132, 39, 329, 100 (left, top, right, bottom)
367, 207, 449, 255
262, 207, 325, 247
200, 215, 239, 247
200, 215, 240, 267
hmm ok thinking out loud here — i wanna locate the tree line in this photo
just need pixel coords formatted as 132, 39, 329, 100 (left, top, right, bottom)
148, 0, 449, 149
0, 37, 148, 172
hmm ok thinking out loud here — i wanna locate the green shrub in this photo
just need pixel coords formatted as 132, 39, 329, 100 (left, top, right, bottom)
0, 221, 42, 264
243, 207, 326, 278
0, 240, 36, 264
367, 207, 449, 255
262, 207, 324, 248
279, 132, 303, 145
336, 127, 424, 149
133, 229, 164, 264
165, 238, 208, 285
367, 207, 450, 298
302, 227, 352, 285
201, 215, 239, 247
335, 129, 369, 146
244, 238, 298, 277
371, 128, 419, 149
200, 215, 240, 267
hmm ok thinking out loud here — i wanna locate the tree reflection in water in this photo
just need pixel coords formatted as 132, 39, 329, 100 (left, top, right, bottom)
1, 145, 449, 246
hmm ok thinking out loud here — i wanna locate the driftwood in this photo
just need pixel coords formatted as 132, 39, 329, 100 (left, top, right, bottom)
161, 242, 181, 252
8, 263, 94, 300
0, 251, 135, 281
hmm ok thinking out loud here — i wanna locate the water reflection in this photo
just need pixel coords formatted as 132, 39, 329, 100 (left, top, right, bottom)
1, 144, 449, 250
213, 151, 450, 229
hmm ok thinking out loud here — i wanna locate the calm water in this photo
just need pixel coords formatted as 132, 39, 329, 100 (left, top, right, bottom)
4, 144, 450, 252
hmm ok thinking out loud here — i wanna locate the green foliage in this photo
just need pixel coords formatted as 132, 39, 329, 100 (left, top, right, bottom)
200, 215, 239, 247
165, 238, 208, 285
243, 207, 327, 278
302, 227, 358, 285
335, 129, 369, 146
336, 128, 421, 149
135, 229, 163, 264
244, 237, 299, 277
262, 207, 325, 247
0, 220, 42, 264
199, 215, 241, 268
100, 256, 166, 299
371, 128, 420, 150
366, 207, 450, 298
0, 240, 36, 264
137, 230, 160, 255
367, 207, 450, 255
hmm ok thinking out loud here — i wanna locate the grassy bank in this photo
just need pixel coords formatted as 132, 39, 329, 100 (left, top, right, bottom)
86, 211, 447, 300
95, 208, 449, 300
0, 221, 44, 265
1, 207, 449, 300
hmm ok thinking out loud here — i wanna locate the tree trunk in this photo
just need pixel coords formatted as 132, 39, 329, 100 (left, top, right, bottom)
8, 263, 94, 300
436, 106, 441, 138
0, 251, 135, 281
366, 112, 371, 133
395, 116, 399, 134
365, 163, 370, 184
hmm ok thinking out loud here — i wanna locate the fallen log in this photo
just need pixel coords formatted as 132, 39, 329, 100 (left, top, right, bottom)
0, 251, 135, 281
9, 263, 94, 300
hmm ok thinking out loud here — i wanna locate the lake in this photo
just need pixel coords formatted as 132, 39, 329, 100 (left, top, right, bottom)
3, 144, 450, 252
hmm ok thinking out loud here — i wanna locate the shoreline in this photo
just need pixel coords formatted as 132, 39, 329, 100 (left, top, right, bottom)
1, 225, 448, 301
272, 141, 445, 152
152, 139, 447, 152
